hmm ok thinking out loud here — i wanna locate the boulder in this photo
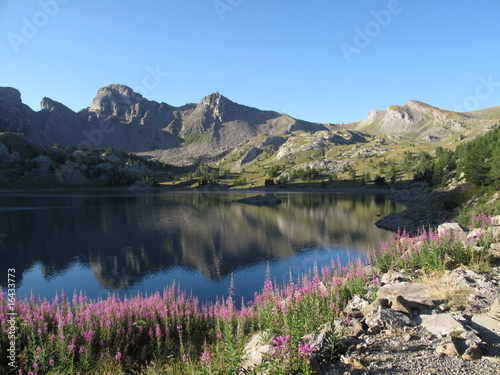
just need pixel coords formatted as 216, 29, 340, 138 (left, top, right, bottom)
487, 226, 500, 242
435, 337, 459, 356
441, 268, 496, 297
240, 332, 270, 374
301, 322, 335, 360
365, 306, 414, 333
415, 312, 465, 337
437, 222, 467, 241
344, 295, 369, 319
380, 270, 411, 285
462, 343, 482, 360
377, 282, 447, 310
489, 299, 500, 319
470, 314, 500, 344
466, 228, 484, 242
388, 295, 413, 317
460, 330, 483, 346
334, 318, 364, 338
31, 155, 53, 172
491, 214, 500, 226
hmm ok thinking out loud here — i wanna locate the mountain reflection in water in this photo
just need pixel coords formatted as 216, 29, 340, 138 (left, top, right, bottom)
0, 191, 404, 302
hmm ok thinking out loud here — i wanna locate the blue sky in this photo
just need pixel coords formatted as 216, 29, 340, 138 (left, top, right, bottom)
1, 0, 499, 124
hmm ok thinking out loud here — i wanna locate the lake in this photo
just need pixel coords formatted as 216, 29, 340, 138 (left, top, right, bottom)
0, 190, 404, 304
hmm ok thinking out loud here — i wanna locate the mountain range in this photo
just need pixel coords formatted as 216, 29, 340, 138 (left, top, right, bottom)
1, 84, 499, 170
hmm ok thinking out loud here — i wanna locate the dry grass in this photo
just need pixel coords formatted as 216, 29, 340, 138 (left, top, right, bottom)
417, 270, 470, 310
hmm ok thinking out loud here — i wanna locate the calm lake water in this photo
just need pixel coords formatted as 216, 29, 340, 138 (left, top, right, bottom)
0, 190, 404, 303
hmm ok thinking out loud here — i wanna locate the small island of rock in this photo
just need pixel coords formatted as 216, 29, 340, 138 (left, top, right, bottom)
233, 194, 282, 207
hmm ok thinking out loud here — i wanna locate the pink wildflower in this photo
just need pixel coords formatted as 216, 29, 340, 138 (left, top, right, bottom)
201, 350, 211, 368
298, 343, 313, 359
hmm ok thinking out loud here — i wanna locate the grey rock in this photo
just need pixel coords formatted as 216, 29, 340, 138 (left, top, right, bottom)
96, 162, 114, 172
491, 214, 500, 226
377, 282, 447, 310
301, 322, 335, 360
467, 228, 485, 241
233, 194, 282, 207
462, 343, 482, 360
380, 270, 410, 285
388, 295, 413, 317
435, 337, 459, 356
415, 312, 466, 337
441, 268, 496, 297
470, 314, 500, 344
240, 332, 270, 374
365, 306, 414, 333
238, 147, 263, 166
487, 226, 500, 242
489, 299, 500, 319
437, 222, 467, 241
31, 155, 53, 171
334, 318, 364, 338
345, 295, 370, 318
460, 330, 483, 345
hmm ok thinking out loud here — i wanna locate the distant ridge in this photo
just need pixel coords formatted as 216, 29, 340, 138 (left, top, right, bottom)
353, 100, 499, 142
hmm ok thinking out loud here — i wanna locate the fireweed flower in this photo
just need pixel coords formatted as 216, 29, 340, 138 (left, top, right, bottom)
115, 351, 122, 361
270, 335, 290, 358
201, 350, 211, 368
297, 343, 313, 359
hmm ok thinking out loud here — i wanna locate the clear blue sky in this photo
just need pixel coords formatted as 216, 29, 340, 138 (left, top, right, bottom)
1, 0, 499, 124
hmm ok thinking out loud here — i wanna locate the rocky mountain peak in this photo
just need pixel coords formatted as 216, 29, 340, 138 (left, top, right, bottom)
0, 87, 33, 133
0, 87, 22, 104
101, 84, 143, 100
199, 92, 231, 109
89, 84, 144, 116
40, 97, 74, 113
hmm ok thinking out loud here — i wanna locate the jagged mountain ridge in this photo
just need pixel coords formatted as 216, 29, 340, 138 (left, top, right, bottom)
0, 84, 328, 164
1, 84, 499, 167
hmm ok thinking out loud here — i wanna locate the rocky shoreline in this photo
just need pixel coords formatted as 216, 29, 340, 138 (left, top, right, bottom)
375, 184, 456, 235
241, 219, 500, 374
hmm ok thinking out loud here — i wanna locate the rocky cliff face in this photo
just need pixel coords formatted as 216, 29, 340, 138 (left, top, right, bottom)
0, 87, 35, 135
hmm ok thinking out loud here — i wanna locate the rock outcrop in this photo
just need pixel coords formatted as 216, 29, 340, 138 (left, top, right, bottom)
233, 194, 282, 207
